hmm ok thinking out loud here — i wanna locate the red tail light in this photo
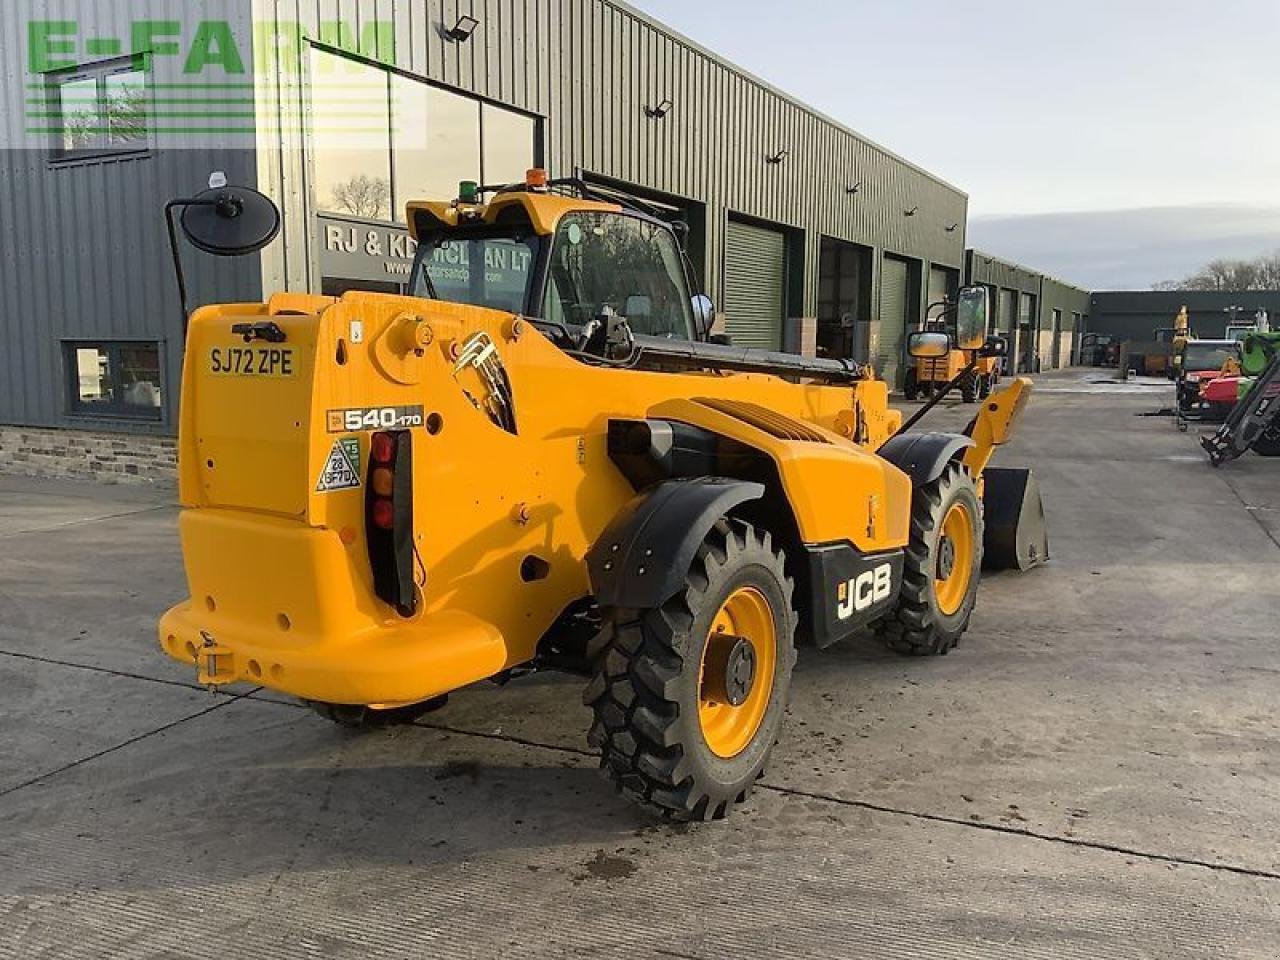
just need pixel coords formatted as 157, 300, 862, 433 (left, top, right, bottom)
365, 431, 417, 615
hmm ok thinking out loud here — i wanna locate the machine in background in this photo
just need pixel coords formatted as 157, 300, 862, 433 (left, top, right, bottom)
1201, 332, 1280, 465
1174, 339, 1240, 426
904, 296, 1000, 402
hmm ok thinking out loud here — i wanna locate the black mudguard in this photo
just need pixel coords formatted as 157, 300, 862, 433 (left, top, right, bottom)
983, 467, 1049, 571
878, 432, 975, 485
587, 478, 765, 609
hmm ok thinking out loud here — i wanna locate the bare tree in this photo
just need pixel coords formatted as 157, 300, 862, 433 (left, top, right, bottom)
330, 174, 390, 220
1256, 252, 1280, 290
1156, 250, 1280, 291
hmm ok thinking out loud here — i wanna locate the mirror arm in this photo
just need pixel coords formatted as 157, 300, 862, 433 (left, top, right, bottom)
165, 197, 221, 338
898, 353, 981, 434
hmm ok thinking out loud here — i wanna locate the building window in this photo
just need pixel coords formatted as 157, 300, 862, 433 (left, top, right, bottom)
65, 341, 164, 420
481, 103, 536, 189
47, 56, 149, 161
309, 46, 540, 223
311, 53, 393, 220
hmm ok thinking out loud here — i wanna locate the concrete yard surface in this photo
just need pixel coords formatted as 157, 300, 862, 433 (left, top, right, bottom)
0, 369, 1277, 959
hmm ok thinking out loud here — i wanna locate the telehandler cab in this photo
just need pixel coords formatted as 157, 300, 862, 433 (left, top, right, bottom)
159, 171, 1046, 820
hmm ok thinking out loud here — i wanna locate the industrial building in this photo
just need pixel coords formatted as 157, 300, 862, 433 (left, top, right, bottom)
966, 251, 1091, 372
1089, 291, 1280, 341
1, 0, 1079, 473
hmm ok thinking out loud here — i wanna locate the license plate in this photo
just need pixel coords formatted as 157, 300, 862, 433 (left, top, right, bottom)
209, 346, 296, 377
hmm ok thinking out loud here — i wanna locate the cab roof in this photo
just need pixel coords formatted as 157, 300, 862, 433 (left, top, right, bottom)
406, 191, 621, 241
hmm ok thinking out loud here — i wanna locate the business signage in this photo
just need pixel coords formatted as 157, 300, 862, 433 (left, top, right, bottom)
317, 215, 416, 286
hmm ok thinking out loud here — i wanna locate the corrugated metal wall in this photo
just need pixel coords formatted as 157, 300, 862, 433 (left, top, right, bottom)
0, 0, 262, 430
2, 0, 967, 432
965, 250, 1089, 371
1039, 277, 1090, 369
1089, 291, 1280, 341
258, 0, 968, 338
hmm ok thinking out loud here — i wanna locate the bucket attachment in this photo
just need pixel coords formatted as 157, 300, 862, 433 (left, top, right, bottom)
982, 467, 1049, 571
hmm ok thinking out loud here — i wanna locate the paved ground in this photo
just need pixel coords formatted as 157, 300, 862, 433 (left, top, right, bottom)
1, 369, 1277, 959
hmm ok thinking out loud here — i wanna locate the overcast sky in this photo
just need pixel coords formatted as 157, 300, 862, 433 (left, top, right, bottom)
630, 0, 1280, 286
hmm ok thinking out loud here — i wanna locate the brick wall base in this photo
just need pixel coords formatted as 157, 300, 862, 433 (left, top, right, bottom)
0, 426, 177, 487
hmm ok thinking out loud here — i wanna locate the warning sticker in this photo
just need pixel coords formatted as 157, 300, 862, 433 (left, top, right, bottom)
316, 438, 361, 493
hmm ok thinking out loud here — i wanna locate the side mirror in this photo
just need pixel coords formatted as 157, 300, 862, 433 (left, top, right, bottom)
908, 331, 951, 359
979, 335, 1008, 358
955, 285, 990, 350
178, 186, 281, 257
166, 182, 282, 333
691, 294, 715, 340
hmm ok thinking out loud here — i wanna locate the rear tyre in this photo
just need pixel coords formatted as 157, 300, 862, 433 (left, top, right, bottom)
903, 370, 919, 401
960, 373, 978, 404
876, 463, 983, 656
1252, 423, 1280, 456
585, 519, 796, 821
308, 696, 448, 728
977, 374, 992, 400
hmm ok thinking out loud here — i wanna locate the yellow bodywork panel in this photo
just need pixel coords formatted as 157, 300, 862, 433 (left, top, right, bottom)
406, 192, 621, 239
963, 376, 1034, 478
160, 291, 915, 707
915, 350, 968, 383
915, 349, 999, 384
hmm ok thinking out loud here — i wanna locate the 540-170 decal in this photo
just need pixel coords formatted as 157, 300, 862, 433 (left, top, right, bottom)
327, 405, 426, 433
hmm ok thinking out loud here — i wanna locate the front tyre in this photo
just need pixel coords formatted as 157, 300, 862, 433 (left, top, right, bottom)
960, 372, 978, 404
1252, 423, 1280, 456
876, 463, 983, 656
584, 519, 796, 821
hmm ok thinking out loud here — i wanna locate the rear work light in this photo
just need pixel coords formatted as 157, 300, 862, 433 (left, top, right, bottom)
365, 430, 417, 616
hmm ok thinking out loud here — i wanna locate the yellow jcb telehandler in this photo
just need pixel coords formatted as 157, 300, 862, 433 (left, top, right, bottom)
158, 171, 1047, 820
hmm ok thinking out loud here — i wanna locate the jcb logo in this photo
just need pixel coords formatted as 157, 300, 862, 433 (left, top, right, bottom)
836, 563, 893, 620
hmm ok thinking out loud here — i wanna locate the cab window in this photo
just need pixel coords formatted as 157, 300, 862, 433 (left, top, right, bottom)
542, 212, 694, 339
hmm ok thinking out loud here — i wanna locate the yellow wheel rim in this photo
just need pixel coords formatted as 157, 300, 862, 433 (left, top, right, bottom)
935, 502, 976, 616
698, 586, 777, 759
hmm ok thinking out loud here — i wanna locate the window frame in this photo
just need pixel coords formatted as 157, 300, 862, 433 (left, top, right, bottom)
45, 54, 152, 164
304, 41, 543, 225
62, 339, 166, 422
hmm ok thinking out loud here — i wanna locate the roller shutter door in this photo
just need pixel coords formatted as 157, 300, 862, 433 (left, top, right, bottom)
878, 256, 910, 388
724, 220, 786, 350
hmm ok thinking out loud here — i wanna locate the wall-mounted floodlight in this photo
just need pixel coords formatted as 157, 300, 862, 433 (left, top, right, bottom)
645, 98, 673, 119
445, 15, 480, 42
767, 148, 789, 164
945, 222, 959, 232
846, 181, 862, 195
904, 206, 918, 217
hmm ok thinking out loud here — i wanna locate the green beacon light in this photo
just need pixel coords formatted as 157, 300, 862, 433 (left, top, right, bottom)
458, 180, 480, 204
